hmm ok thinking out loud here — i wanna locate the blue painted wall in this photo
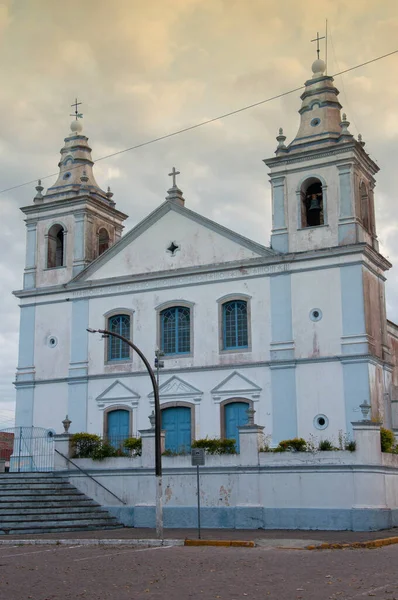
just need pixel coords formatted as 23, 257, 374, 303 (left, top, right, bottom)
270, 273, 293, 360
271, 365, 297, 443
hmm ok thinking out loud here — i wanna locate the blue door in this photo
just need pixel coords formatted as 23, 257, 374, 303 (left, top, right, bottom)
162, 407, 191, 453
225, 402, 249, 452
107, 409, 130, 448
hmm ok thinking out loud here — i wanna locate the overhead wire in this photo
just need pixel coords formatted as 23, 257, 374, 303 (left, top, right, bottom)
0, 48, 397, 197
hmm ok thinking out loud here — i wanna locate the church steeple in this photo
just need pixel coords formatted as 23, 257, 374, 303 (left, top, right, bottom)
20, 112, 128, 289
44, 119, 112, 206
264, 57, 380, 255
287, 58, 353, 153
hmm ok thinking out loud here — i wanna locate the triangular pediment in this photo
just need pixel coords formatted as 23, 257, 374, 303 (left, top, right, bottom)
148, 375, 203, 402
211, 371, 262, 402
96, 380, 140, 409
72, 201, 276, 284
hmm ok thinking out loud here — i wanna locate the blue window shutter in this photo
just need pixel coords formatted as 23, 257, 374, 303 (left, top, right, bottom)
224, 402, 249, 452
107, 409, 130, 448
162, 407, 191, 453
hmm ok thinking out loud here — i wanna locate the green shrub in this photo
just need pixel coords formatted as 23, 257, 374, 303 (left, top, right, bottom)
345, 440, 356, 452
123, 437, 142, 457
191, 438, 237, 455
275, 438, 307, 453
71, 433, 102, 458
90, 443, 119, 461
318, 439, 335, 451
380, 427, 395, 453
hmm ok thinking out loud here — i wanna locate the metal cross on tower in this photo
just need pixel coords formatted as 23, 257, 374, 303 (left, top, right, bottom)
310, 31, 325, 59
70, 98, 83, 120
168, 167, 180, 188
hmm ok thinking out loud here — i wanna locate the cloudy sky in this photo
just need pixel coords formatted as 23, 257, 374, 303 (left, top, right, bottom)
0, 0, 397, 427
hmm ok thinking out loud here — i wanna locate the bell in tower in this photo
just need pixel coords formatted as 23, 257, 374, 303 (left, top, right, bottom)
305, 181, 324, 227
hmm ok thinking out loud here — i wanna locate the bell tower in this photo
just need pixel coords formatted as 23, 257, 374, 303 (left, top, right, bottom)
264, 58, 379, 255
21, 112, 128, 289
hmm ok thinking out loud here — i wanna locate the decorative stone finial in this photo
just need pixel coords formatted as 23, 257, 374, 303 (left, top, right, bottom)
70, 98, 83, 134
106, 186, 115, 206
359, 400, 371, 421
34, 179, 44, 203
62, 415, 72, 433
70, 120, 83, 134
276, 127, 287, 153
340, 113, 351, 136
149, 410, 155, 429
358, 133, 366, 147
311, 58, 326, 77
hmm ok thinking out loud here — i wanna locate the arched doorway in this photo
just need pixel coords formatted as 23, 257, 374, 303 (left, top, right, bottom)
161, 406, 191, 454
224, 401, 250, 452
106, 409, 130, 448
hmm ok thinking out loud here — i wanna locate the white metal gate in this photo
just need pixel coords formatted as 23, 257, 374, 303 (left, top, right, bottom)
0, 427, 55, 472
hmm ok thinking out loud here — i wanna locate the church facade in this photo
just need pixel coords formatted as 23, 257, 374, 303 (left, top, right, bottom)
14, 58, 398, 452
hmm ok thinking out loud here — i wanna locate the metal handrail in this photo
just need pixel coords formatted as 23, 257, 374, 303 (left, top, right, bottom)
54, 449, 126, 505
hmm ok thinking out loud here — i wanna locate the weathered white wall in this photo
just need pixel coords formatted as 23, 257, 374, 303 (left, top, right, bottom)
89, 210, 263, 281
64, 450, 398, 531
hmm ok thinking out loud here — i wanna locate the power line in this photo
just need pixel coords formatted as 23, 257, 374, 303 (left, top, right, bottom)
328, 25, 360, 135
0, 48, 397, 197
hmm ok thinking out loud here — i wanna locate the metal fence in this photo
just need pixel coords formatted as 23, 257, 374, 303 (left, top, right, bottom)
0, 427, 55, 472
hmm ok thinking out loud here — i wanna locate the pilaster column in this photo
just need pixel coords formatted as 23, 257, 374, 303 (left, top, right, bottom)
23, 222, 37, 289
338, 164, 357, 245
139, 428, 165, 468
270, 176, 288, 252
72, 212, 86, 276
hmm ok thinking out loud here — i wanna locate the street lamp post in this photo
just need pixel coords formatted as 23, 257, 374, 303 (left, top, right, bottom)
87, 328, 163, 538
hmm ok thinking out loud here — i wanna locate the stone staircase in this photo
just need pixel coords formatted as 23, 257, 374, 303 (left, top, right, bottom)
0, 473, 123, 535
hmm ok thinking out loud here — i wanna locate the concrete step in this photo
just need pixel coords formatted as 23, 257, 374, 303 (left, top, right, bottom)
0, 474, 123, 533
0, 518, 120, 530
0, 506, 108, 517
0, 499, 98, 509
0, 476, 67, 483
0, 483, 76, 491
0, 524, 123, 535
0, 511, 117, 523
0, 489, 86, 496
0, 498, 97, 507
0, 473, 59, 480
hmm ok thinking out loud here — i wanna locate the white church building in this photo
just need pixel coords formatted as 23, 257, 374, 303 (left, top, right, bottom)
13, 57, 398, 454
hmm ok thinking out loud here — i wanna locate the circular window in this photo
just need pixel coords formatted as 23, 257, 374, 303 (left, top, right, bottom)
63, 172, 71, 180
309, 308, 322, 322
47, 336, 58, 348
310, 118, 321, 127
314, 414, 329, 430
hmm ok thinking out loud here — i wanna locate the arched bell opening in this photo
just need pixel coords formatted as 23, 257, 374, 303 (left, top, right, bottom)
98, 227, 110, 256
300, 178, 324, 228
47, 224, 65, 268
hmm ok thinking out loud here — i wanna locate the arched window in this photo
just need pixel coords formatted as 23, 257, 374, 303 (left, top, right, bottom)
222, 300, 248, 350
107, 314, 131, 361
160, 306, 190, 355
300, 178, 324, 228
47, 224, 65, 268
360, 182, 370, 233
98, 228, 110, 256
